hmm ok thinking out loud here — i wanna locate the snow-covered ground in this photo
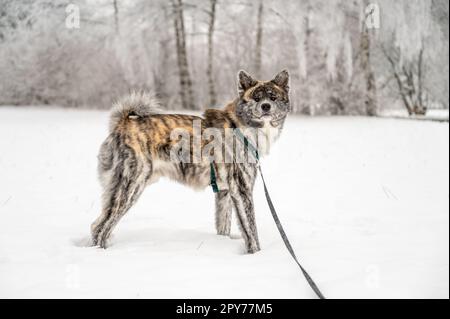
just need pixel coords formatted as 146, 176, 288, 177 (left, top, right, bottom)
0, 107, 448, 299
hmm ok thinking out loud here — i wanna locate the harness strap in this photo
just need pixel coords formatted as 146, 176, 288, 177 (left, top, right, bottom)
210, 163, 219, 193
210, 128, 260, 193
233, 128, 260, 160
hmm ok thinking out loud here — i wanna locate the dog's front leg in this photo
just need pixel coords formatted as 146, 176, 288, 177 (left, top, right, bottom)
231, 189, 260, 253
229, 164, 260, 253
215, 190, 232, 236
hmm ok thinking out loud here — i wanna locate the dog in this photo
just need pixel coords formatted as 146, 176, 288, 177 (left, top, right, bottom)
90, 70, 291, 253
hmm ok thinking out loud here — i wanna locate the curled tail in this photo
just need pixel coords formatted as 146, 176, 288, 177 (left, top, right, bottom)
109, 91, 161, 132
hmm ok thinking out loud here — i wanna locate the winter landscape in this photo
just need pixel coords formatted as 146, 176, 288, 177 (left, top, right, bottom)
0, 0, 449, 299
0, 107, 448, 298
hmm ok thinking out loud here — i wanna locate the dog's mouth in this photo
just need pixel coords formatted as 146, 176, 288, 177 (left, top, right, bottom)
251, 113, 286, 127
254, 111, 273, 120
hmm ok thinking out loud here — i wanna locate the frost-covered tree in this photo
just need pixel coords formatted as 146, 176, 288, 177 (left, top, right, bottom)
0, 0, 447, 113
376, 0, 449, 114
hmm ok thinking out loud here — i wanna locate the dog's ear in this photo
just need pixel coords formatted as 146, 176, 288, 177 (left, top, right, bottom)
237, 70, 257, 96
271, 69, 289, 93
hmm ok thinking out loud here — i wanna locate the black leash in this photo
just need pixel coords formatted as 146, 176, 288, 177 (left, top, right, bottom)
212, 128, 326, 299
258, 165, 326, 299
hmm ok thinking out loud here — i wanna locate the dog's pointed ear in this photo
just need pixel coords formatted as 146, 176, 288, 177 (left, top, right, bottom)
271, 69, 290, 93
238, 70, 257, 96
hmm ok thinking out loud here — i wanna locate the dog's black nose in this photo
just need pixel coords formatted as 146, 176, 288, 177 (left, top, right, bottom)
261, 103, 271, 112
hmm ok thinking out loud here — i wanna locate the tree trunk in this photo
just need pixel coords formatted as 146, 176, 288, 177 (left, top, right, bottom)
254, 0, 263, 78
207, 0, 217, 107
301, 3, 313, 115
113, 0, 119, 35
360, 3, 378, 116
416, 45, 427, 115
172, 0, 195, 109
382, 44, 427, 116
150, 4, 169, 104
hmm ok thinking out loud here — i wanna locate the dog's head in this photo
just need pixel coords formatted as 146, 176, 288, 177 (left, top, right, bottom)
235, 70, 290, 128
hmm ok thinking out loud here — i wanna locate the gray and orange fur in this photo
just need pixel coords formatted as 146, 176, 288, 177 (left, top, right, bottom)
91, 70, 291, 253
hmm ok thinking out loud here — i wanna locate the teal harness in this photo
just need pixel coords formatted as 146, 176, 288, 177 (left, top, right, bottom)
209, 162, 220, 193
210, 128, 259, 193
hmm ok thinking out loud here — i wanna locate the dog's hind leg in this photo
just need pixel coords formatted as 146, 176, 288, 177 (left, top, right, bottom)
215, 190, 232, 236
91, 144, 151, 248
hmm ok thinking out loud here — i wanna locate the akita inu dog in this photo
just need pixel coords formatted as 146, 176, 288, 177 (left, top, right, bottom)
91, 70, 290, 253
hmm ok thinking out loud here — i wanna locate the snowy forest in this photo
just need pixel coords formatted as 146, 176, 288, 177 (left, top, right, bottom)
0, 0, 448, 115
0, 1, 449, 299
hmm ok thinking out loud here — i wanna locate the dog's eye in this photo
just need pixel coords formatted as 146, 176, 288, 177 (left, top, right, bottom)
254, 96, 261, 102
269, 95, 277, 101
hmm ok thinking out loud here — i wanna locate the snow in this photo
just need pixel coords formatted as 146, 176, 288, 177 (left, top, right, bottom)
0, 107, 448, 299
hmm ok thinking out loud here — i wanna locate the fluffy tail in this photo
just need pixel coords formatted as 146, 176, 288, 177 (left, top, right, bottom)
109, 91, 161, 132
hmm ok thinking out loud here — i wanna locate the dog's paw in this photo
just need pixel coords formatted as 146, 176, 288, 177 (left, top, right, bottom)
72, 236, 95, 247
217, 230, 231, 236
246, 244, 261, 254
98, 238, 110, 249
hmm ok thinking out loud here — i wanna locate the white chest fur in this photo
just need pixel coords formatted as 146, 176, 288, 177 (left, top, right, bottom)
256, 121, 281, 156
